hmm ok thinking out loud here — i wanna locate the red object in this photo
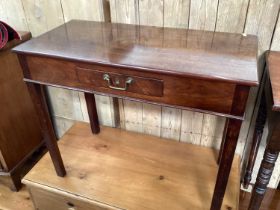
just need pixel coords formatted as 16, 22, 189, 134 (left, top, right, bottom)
0, 21, 21, 49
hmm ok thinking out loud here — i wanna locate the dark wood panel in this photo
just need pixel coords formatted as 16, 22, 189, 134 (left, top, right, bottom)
266, 51, 280, 111
13, 20, 258, 86
0, 33, 42, 171
77, 67, 164, 97
267, 113, 280, 151
264, 69, 280, 151
0, 32, 43, 190
25, 55, 237, 116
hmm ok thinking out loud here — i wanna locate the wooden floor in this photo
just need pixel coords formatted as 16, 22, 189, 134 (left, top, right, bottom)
22, 122, 240, 210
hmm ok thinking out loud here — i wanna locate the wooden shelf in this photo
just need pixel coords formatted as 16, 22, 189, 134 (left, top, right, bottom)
23, 122, 240, 210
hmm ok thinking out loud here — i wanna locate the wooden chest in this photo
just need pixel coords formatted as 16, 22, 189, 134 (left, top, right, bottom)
23, 122, 240, 210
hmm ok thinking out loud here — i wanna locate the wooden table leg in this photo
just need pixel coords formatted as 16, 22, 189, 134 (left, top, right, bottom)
43, 86, 59, 140
248, 149, 279, 210
243, 94, 267, 189
210, 119, 242, 210
84, 93, 100, 134
217, 119, 229, 165
27, 83, 66, 177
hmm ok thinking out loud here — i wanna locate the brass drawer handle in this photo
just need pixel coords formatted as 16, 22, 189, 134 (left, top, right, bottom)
103, 74, 133, 91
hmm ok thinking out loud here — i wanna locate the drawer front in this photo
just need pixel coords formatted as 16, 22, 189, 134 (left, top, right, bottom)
76, 67, 163, 97
29, 186, 118, 210
26, 56, 236, 115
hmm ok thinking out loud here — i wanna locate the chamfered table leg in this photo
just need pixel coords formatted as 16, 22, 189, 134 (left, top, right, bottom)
217, 119, 229, 165
84, 93, 100, 134
210, 119, 242, 210
27, 83, 66, 177
243, 94, 267, 189
248, 149, 279, 210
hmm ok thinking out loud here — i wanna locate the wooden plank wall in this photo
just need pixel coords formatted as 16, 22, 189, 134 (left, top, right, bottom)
1, 0, 280, 189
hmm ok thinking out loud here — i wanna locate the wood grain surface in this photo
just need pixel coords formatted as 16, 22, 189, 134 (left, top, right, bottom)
23, 54, 241, 117
23, 122, 240, 210
13, 20, 258, 86
0, 185, 33, 210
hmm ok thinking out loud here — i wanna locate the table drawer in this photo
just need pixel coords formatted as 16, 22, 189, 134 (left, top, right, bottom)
25, 56, 237, 115
76, 67, 163, 97
28, 185, 118, 210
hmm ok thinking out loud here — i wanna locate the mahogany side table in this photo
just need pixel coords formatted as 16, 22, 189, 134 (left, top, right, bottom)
243, 51, 280, 210
13, 20, 258, 210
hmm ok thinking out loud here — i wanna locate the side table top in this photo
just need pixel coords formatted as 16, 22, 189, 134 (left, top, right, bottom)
13, 20, 259, 86
267, 51, 280, 111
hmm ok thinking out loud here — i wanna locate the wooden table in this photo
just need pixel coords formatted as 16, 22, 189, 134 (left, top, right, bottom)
242, 51, 280, 210
13, 20, 258, 210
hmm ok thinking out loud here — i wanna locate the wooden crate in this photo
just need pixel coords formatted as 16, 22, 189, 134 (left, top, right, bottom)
23, 122, 240, 210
